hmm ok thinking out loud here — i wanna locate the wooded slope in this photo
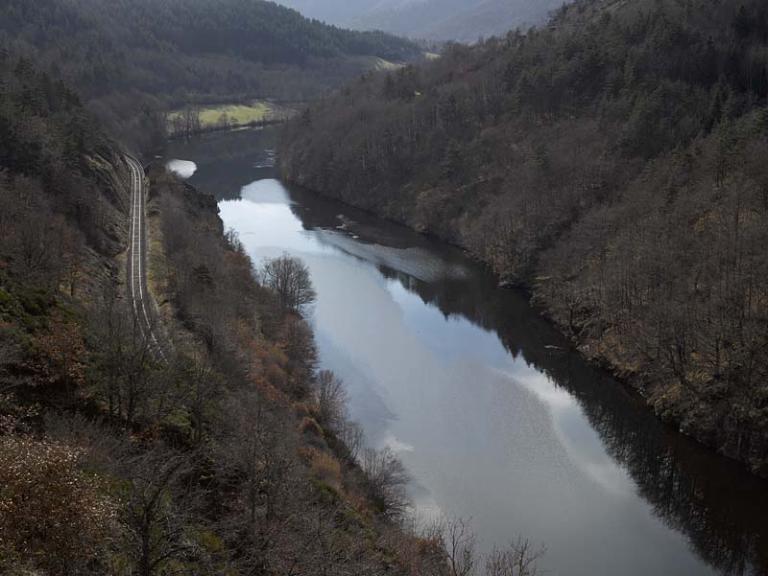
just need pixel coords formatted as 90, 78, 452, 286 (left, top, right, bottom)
0, 0, 421, 148
0, 50, 452, 574
280, 0, 768, 474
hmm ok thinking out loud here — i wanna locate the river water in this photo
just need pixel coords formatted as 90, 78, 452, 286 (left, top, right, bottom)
168, 128, 768, 576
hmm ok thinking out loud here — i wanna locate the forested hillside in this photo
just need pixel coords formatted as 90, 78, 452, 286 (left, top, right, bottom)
0, 49, 471, 575
0, 50, 128, 289
280, 0, 768, 474
0, 0, 420, 149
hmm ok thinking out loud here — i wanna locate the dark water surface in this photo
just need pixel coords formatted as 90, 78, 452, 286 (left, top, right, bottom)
168, 128, 768, 576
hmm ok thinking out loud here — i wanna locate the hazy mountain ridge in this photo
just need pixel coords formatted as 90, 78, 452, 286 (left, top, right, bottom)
276, 0, 565, 41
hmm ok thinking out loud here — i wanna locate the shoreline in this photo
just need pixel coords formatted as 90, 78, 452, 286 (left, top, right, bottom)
277, 170, 768, 480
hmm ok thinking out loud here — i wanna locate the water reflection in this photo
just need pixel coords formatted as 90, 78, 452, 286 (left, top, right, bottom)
171, 129, 768, 576
376, 268, 768, 576
167, 128, 277, 199
301, 195, 768, 576
351, 236, 768, 575
166, 159, 197, 179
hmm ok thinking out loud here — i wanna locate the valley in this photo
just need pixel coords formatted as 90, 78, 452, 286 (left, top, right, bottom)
1, 0, 768, 574
168, 127, 768, 576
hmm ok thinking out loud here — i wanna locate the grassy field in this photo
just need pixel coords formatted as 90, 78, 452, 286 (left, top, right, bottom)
373, 57, 405, 71
167, 100, 290, 135
197, 102, 271, 126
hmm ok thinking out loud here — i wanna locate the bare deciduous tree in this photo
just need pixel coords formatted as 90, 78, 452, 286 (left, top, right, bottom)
260, 254, 316, 314
484, 538, 546, 576
215, 390, 299, 573
315, 369, 347, 432
361, 447, 409, 519
122, 449, 194, 576
445, 517, 476, 576
89, 292, 160, 426
337, 419, 364, 462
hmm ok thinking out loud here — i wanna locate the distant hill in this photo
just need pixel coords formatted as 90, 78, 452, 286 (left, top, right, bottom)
275, 0, 566, 42
0, 0, 421, 147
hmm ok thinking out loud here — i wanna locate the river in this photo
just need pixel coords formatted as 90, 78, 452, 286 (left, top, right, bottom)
168, 127, 768, 576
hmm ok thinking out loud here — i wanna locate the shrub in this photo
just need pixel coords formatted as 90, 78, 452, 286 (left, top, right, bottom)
309, 448, 342, 491
0, 436, 118, 575
299, 416, 324, 438
361, 447, 409, 519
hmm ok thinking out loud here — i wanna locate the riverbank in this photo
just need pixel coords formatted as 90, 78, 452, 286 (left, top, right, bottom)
166, 100, 298, 139
276, 0, 768, 479
166, 118, 289, 141
194, 153, 768, 576
168, 123, 768, 574
132, 165, 459, 574
277, 161, 768, 479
